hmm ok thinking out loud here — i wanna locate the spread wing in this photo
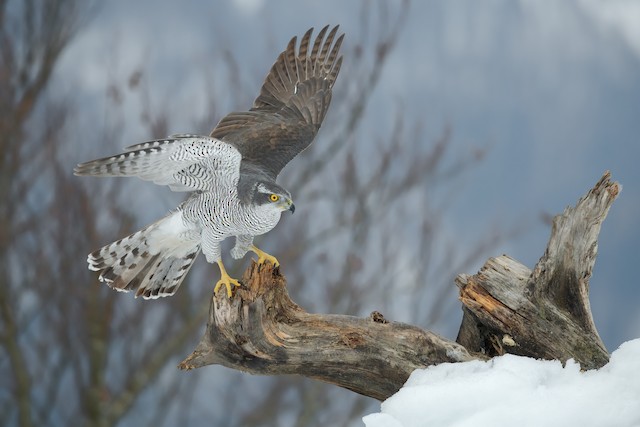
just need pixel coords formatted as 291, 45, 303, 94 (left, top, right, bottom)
210, 25, 344, 179
74, 135, 242, 192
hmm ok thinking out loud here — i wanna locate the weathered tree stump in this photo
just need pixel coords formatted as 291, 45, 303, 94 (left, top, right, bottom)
457, 172, 617, 369
179, 171, 620, 400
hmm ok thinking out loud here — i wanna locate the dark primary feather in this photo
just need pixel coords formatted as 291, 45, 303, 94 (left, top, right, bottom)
210, 25, 344, 180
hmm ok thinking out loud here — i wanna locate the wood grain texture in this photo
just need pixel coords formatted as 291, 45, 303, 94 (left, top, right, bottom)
179, 262, 476, 401
456, 172, 618, 369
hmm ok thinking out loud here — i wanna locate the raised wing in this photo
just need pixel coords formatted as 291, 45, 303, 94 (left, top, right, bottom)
210, 25, 344, 179
74, 135, 242, 192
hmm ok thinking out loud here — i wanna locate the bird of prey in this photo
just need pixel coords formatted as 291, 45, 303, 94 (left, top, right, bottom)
75, 26, 343, 299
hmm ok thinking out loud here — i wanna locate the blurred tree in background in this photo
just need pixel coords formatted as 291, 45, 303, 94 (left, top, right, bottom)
0, 1, 498, 425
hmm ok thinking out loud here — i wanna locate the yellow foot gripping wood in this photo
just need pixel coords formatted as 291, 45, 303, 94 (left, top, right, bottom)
250, 245, 280, 267
214, 260, 241, 297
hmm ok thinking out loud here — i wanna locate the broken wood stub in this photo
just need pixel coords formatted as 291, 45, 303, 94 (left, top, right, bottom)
456, 172, 618, 369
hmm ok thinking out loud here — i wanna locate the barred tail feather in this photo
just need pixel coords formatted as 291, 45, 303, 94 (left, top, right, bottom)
88, 211, 200, 299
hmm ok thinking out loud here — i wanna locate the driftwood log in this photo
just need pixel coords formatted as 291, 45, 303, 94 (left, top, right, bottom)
179, 171, 620, 401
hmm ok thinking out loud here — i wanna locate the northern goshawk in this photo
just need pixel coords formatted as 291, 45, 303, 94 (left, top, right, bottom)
75, 26, 343, 298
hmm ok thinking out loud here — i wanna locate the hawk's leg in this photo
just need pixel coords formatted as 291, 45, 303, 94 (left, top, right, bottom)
213, 260, 241, 298
250, 245, 279, 267
231, 234, 253, 260
202, 231, 240, 297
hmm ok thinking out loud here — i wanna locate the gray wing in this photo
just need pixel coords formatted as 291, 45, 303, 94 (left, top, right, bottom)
210, 25, 344, 180
74, 135, 242, 192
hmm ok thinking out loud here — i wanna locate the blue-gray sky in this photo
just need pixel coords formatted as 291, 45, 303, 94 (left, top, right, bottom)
58, 0, 640, 350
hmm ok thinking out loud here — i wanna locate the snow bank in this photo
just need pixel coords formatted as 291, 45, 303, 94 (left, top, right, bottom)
363, 339, 640, 427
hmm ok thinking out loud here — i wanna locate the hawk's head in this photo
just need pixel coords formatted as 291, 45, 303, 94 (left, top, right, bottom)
251, 181, 295, 214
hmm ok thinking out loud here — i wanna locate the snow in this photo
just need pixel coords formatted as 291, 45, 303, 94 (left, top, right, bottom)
363, 339, 640, 427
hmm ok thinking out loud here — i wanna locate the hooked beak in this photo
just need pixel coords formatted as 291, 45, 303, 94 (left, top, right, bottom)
279, 198, 295, 214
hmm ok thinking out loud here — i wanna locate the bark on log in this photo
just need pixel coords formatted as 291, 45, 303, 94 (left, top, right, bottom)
179, 171, 620, 400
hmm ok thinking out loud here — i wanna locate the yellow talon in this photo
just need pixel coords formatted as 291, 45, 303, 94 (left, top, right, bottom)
214, 260, 241, 297
250, 245, 279, 267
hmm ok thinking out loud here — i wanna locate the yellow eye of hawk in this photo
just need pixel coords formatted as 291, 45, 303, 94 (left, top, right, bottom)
269, 194, 280, 202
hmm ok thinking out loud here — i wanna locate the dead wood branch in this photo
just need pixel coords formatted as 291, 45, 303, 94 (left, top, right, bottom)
178, 262, 476, 401
180, 171, 619, 399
